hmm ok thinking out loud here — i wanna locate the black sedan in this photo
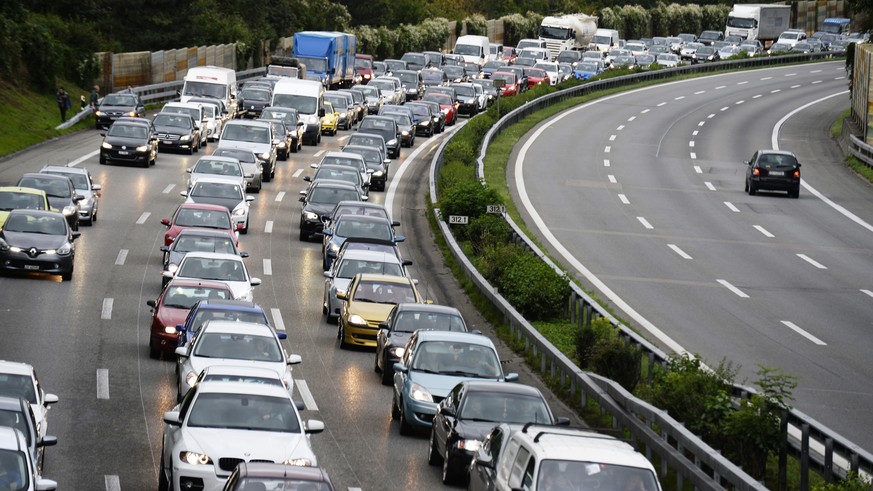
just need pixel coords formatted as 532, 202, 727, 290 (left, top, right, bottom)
152, 112, 200, 154
375, 303, 467, 385
745, 150, 801, 198
159, 228, 247, 287
298, 180, 367, 242
99, 120, 157, 167
0, 209, 80, 281
428, 381, 569, 485
341, 145, 388, 192
382, 111, 415, 148
16, 173, 82, 231
359, 116, 400, 159
95, 92, 145, 129
405, 102, 436, 137
237, 87, 272, 119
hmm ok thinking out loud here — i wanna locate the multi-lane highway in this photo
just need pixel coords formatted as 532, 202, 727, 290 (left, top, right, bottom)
0, 108, 584, 490
512, 61, 873, 452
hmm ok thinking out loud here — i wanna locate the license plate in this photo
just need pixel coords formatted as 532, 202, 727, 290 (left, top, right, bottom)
163, 140, 173, 145
118, 150, 129, 155
24, 265, 39, 270
768, 171, 784, 177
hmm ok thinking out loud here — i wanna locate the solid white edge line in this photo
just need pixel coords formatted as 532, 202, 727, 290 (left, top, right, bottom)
386, 124, 454, 216
264, 220, 273, 234
263, 259, 272, 275
781, 320, 827, 345
114, 249, 128, 266
296, 379, 319, 411
105, 475, 121, 491
66, 150, 100, 167
668, 244, 693, 259
349, 488, 363, 491
797, 254, 827, 269
636, 216, 653, 229
275, 191, 286, 202
753, 225, 775, 238
717, 279, 749, 298
861, 289, 873, 299
135, 212, 150, 224
101, 298, 113, 320
271, 308, 285, 332
96, 369, 110, 399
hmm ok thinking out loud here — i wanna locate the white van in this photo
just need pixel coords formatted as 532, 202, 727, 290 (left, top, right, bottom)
454, 35, 491, 66
180, 66, 238, 118
590, 28, 621, 52
516, 38, 547, 50
162, 102, 208, 148
271, 79, 324, 145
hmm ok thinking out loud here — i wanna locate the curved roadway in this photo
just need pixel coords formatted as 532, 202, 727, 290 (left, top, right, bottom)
513, 61, 873, 451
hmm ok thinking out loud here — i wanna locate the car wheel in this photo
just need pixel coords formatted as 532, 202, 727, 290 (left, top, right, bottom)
790, 188, 800, 199
399, 401, 413, 435
99, 155, 107, 165
374, 349, 381, 373
428, 430, 444, 466
187, 145, 194, 155
744, 180, 749, 192
322, 295, 329, 315
299, 228, 307, 241
338, 321, 349, 349
748, 184, 757, 195
149, 341, 160, 360
240, 219, 248, 235
158, 450, 169, 491
380, 356, 393, 386
317, 132, 322, 143
391, 395, 401, 420
442, 453, 458, 484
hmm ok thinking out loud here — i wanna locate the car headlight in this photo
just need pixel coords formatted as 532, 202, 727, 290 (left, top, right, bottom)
233, 205, 247, 216
420, 120, 429, 126
303, 211, 318, 221
8, 246, 22, 253
432, 116, 440, 122
401, 131, 409, 136
62, 205, 77, 216
57, 242, 72, 255
304, 115, 319, 125
259, 152, 271, 161
180, 135, 192, 141
284, 458, 313, 466
185, 371, 197, 388
456, 440, 482, 452
364, 74, 371, 80
180, 451, 212, 465
101, 142, 112, 149
136, 145, 149, 152
348, 314, 368, 326
277, 141, 286, 148
95, 111, 104, 117
410, 383, 433, 403
372, 171, 384, 177
387, 139, 397, 146
389, 347, 405, 358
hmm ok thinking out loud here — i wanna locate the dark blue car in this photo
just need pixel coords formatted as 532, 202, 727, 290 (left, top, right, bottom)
176, 299, 280, 347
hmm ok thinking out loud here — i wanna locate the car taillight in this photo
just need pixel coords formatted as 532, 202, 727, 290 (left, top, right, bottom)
793, 170, 800, 179
752, 168, 760, 176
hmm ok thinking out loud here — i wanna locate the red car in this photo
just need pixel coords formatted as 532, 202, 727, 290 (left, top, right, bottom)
523, 67, 550, 88
355, 54, 374, 84
160, 202, 239, 246
422, 93, 457, 126
491, 72, 521, 97
146, 277, 234, 358
502, 46, 518, 64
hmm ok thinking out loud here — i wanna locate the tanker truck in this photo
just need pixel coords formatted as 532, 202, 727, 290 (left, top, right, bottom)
538, 14, 598, 60
724, 4, 791, 48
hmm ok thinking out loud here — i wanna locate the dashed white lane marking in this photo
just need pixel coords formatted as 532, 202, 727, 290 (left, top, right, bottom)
135, 212, 150, 224
657, 102, 666, 107
705, 182, 716, 191
694, 166, 702, 174
861, 289, 873, 299
105, 475, 120, 491
338, 135, 350, 142
785, 73, 797, 77
97, 369, 110, 399
162, 184, 175, 194
753, 94, 763, 99
797, 254, 827, 269
66, 150, 100, 167
692, 130, 699, 136
720, 106, 729, 111
717, 279, 749, 298
637, 217, 653, 229
707, 113, 715, 119
616, 125, 625, 131
724, 201, 740, 213
761, 76, 773, 80
271, 308, 286, 332
604, 146, 611, 153
314, 150, 324, 158
694, 90, 705, 95
296, 380, 318, 411
603, 159, 610, 167
698, 121, 705, 126
835, 76, 845, 80
736, 100, 745, 105
114, 250, 128, 266
674, 96, 685, 100
690, 152, 697, 159
812, 80, 822, 84
263, 259, 272, 276
293, 169, 304, 178
641, 109, 650, 114
264, 221, 273, 234
608, 175, 617, 184
101, 298, 113, 320
609, 134, 617, 141
771, 89, 781, 93
275, 191, 286, 202
781, 320, 827, 346
668, 244, 693, 260
811, 69, 822, 73
754, 225, 774, 238
737, 81, 748, 85
790, 84, 801, 89
715, 85, 726, 90
689, 141, 695, 147
618, 194, 630, 204
627, 116, 636, 121
349, 487, 363, 491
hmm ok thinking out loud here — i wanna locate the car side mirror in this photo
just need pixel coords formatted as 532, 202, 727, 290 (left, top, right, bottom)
323, 271, 333, 278
394, 235, 405, 243
440, 405, 456, 417
378, 321, 389, 330
146, 300, 157, 309
246, 196, 255, 202
475, 451, 494, 469
71, 231, 81, 240
163, 410, 182, 426
239, 251, 249, 258
250, 278, 262, 286
393, 362, 408, 373
745, 160, 751, 166
336, 291, 347, 300
74, 194, 85, 202
91, 184, 102, 192
304, 419, 325, 434
186, 168, 193, 173
504, 372, 519, 382
303, 176, 312, 182
298, 196, 306, 203
287, 353, 302, 365
179, 191, 188, 198
555, 417, 571, 426
160, 246, 170, 253
37, 435, 58, 448
402, 259, 413, 267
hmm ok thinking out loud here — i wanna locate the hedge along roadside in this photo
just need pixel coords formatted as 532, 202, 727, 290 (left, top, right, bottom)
430, 51, 873, 489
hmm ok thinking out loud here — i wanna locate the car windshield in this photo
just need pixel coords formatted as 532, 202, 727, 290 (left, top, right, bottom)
421, 70, 445, 83
0, 192, 45, 211
332, 204, 387, 220
460, 392, 551, 424
355, 86, 380, 98
163, 285, 232, 309
347, 135, 384, 149
237, 478, 331, 490
453, 44, 482, 56
492, 74, 515, 84
397, 72, 419, 84
175, 208, 232, 229
323, 157, 364, 170
443, 66, 465, 78
355, 58, 372, 69
347, 149, 382, 167
43, 171, 89, 190
213, 149, 256, 164
335, 219, 392, 241
261, 109, 296, 124
337, 259, 402, 279
193, 332, 282, 362
271, 94, 318, 114
18, 177, 70, 198
0, 409, 31, 446
0, 374, 36, 404
189, 310, 267, 334
757, 153, 798, 168
103, 94, 137, 106
191, 181, 243, 200
222, 124, 270, 144
186, 393, 299, 432
537, 461, 659, 491
636, 55, 655, 64
577, 63, 599, 72
194, 160, 242, 177
240, 89, 270, 102
360, 119, 391, 131
324, 95, 348, 109
453, 85, 475, 97
314, 167, 358, 185
179, 257, 246, 282
108, 123, 148, 139
394, 311, 466, 333
352, 280, 416, 304
295, 56, 327, 72
0, 449, 28, 489
154, 114, 191, 128
173, 234, 236, 254
308, 186, 360, 205
3, 214, 66, 235
369, 80, 394, 93
411, 341, 501, 378
384, 112, 412, 126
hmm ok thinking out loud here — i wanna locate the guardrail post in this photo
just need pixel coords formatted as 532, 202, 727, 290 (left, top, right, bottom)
824, 438, 834, 483
542, 351, 548, 375
851, 452, 860, 475
568, 290, 576, 322
647, 352, 656, 388
577, 299, 584, 330
778, 410, 788, 491
801, 423, 810, 491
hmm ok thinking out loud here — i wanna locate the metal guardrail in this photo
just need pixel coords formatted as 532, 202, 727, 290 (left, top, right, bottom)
848, 134, 873, 168
431, 50, 873, 489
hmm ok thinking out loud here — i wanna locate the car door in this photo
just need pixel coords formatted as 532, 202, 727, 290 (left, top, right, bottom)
470, 426, 504, 491
434, 383, 463, 458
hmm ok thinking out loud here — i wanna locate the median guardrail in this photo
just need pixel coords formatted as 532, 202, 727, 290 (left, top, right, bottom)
430, 50, 873, 490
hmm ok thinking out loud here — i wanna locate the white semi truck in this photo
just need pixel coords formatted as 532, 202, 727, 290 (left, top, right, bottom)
724, 4, 792, 48
538, 14, 598, 60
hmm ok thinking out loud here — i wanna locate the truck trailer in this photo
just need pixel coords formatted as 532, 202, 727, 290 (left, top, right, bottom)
538, 14, 598, 60
724, 4, 791, 48
292, 31, 357, 89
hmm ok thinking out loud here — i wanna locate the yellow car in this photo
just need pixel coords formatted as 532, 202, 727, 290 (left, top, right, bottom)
0, 187, 53, 228
337, 273, 426, 349
321, 101, 339, 136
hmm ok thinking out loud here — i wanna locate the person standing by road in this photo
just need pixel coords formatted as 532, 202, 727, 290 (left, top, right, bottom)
56, 87, 72, 122
124, 85, 135, 94
89, 84, 100, 111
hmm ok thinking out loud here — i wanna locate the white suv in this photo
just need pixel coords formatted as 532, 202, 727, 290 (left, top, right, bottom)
217, 120, 277, 182
469, 424, 661, 491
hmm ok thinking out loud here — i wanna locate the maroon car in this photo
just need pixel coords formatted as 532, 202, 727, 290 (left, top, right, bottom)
160, 202, 239, 246
422, 92, 457, 126
146, 277, 234, 358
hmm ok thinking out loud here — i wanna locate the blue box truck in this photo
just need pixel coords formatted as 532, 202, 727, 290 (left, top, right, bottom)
292, 31, 357, 89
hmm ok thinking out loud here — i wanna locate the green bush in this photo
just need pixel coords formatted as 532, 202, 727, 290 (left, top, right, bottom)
576, 316, 618, 368
497, 251, 568, 321
462, 14, 488, 36
439, 179, 502, 223
499, 12, 543, 47
589, 335, 642, 392
438, 161, 476, 197
467, 214, 513, 254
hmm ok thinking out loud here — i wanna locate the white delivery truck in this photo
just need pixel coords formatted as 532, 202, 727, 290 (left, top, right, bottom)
538, 13, 598, 60
180, 66, 238, 118
271, 78, 324, 146
589, 28, 620, 52
453, 35, 491, 66
724, 4, 791, 48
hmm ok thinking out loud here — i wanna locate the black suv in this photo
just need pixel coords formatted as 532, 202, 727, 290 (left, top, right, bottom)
152, 112, 200, 154
745, 150, 801, 198
95, 92, 145, 129
99, 119, 158, 167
